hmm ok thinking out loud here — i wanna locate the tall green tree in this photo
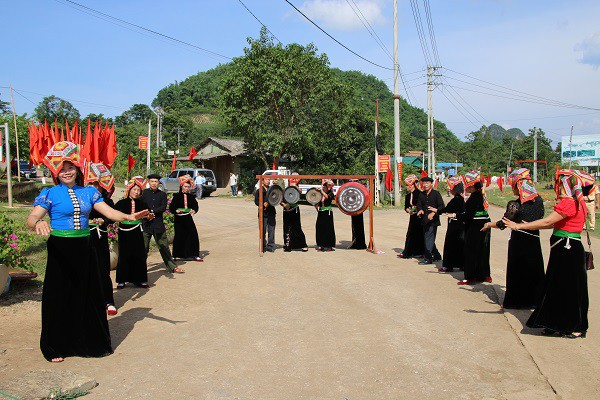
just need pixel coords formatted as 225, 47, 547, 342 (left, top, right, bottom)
220, 28, 352, 169
33, 95, 80, 123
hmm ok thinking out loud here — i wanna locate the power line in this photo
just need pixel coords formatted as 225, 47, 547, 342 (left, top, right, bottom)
444, 68, 599, 111
422, 0, 441, 66
345, 0, 392, 61
283, 0, 393, 71
408, 0, 433, 66
237, 0, 281, 44
55, 0, 232, 61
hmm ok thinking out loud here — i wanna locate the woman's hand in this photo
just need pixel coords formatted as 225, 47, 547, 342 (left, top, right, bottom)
190, 210, 196, 215
176, 209, 182, 214
501, 217, 519, 230
95, 218, 105, 225
480, 222, 490, 231
427, 206, 437, 213
34, 220, 51, 236
133, 210, 150, 220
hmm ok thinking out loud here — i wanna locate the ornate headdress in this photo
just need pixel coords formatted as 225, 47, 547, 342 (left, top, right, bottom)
84, 162, 115, 192
555, 169, 594, 216
462, 170, 489, 209
126, 176, 148, 198
43, 141, 82, 181
507, 168, 538, 203
178, 174, 194, 187
446, 176, 463, 195
404, 174, 419, 187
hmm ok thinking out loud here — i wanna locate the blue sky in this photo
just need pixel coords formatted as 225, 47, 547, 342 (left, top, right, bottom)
2, 0, 599, 144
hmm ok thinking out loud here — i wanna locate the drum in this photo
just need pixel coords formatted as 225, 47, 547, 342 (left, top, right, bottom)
266, 185, 284, 206
335, 182, 370, 216
283, 186, 301, 204
305, 187, 323, 206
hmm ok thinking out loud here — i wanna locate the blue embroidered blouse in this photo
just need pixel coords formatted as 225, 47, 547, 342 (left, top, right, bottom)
33, 183, 104, 230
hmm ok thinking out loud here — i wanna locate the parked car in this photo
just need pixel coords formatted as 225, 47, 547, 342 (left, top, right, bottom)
254, 169, 292, 190
16, 161, 37, 179
159, 168, 217, 196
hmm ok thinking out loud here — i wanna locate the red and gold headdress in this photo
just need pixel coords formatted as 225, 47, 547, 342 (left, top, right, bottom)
462, 170, 489, 209
555, 169, 594, 215
178, 174, 194, 187
43, 141, 82, 178
404, 174, 419, 186
84, 162, 115, 192
508, 168, 538, 203
126, 176, 147, 198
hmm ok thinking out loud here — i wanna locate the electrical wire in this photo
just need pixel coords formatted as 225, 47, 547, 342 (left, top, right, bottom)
423, 0, 441, 66
55, 0, 232, 61
408, 0, 433, 66
283, 0, 393, 71
237, 0, 281, 44
345, 0, 392, 61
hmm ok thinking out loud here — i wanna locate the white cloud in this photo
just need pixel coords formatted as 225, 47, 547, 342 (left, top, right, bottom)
574, 32, 600, 69
299, 0, 386, 31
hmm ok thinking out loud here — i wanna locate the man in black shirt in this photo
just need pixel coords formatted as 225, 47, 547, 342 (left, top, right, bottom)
416, 176, 444, 264
141, 174, 181, 273
254, 178, 276, 252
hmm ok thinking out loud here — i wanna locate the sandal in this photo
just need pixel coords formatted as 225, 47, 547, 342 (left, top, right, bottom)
194, 257, 204, 262
107, 305, 118, 316
116, 283, 125, 290
173, 267, 185, 273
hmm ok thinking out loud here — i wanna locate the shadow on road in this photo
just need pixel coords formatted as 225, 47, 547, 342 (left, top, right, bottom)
109, 307, 186, 349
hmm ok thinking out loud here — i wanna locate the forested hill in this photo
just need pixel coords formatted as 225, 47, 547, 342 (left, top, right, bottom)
152, 64, 462, 163
488, 123, 525, 141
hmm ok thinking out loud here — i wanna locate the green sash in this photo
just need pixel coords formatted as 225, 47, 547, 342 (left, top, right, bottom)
51, 228, 91, 238
552, 229, 581, 239
120, 220, 142, 226
319, 205, 333, 211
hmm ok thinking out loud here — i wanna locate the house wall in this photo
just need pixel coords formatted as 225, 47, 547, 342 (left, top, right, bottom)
201, 155, 242, 187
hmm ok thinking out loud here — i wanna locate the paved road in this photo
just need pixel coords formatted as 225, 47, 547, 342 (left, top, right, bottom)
1, 194, 598, 399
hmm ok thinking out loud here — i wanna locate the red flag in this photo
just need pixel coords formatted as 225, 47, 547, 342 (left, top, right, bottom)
486, 174, 491, 187
497, 175, 504, 193
65, 120, 71, 142
385, 167, 393, 191
82, 119, 92, 161
60, 127, 65, 142
421, 169, 428, 178
104, 125, 117, 168
92, 120, 100, 162
188, 146, 197, 161
434, 178, 439, 189
171, 153, 177, 171
127, 154, 136, 173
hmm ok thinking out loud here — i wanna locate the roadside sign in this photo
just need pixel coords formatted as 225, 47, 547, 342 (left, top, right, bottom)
378, 155, 391, 171
138, 136, 149, 150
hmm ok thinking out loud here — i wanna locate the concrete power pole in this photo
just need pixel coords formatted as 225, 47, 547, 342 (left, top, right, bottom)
393, 0, 401, 206
533, 128, 538, 183
147, 118, 152, 176
375, 99, 381, 206
9, 86, 21, 182
568, 126, 574, 169
426, 66, 441, 177
3, 123, 13, 207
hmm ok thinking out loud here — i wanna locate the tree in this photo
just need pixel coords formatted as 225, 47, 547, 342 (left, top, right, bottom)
33, 95, 80, 123
221, 28, 352, 169
115, 104, 153, 126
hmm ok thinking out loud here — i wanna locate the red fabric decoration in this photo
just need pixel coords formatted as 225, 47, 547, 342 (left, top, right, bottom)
171, 153, 177, 171
421, 169, 428, 178
497, 175, 504, 193
188, 146, 197, 161
385, 167, 393, 191
127, 154, 136, 173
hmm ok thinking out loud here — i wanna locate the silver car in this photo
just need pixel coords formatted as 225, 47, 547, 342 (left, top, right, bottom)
159, 168, 217, 196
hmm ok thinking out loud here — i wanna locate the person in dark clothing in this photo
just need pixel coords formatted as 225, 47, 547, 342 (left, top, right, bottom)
255, 178, 276, 252
398, 174, 425, 258
483, 168, 545, 308
348, 213, 367, 250
416, 176, 444, 264
457, 171, 491, 285
315, 180, 337, 251
437, 177, 465, 272
169, 175, 202, 261
140, 173, 181, 274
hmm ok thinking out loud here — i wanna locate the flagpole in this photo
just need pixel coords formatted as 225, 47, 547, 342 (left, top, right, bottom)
147, 118, 151, 176
9, 85, 21, 182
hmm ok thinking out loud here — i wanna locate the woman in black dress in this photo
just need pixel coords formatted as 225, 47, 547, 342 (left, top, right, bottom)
482, 168, 545, 309
169, 175, 202, 261
86, 162, 118, 316
457, 171, 491, 285
437, 177, 465, 272
503, 169, 593, 338
26, 142, 148, 362
397, 174, 425, 259
315, 180, 336, 251
114, 177, 151, 289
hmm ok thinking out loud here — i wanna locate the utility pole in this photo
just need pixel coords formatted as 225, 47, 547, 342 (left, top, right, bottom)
393, 0, 401, 206
374, 99, 381, 206
568, 126, 574, 169
153, 107, 163, 155
175, 127, 183, 154
533, 127, 538, 183
3, 123, 13, 207
426, 66, 441, 177
9, 86, 21, 182
507, 140, 514, 177
146, 118, 152, 176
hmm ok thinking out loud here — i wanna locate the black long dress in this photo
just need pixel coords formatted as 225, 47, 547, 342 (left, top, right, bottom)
401, 189, 425, 258
496, 197, 545, 309
282, 203, 308, 251
348, 213, 367, 250
459, 190, 491, 282
169, 192, 200, 259
438, 195, 465, 271
41, 235, 113, 361
527, 199, 588, 334
114, 198, 149, 284
316, 191, 336, 249
89, 198, 115, 307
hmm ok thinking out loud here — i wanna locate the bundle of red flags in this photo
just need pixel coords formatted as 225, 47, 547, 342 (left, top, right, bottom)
28, 119, 118, 168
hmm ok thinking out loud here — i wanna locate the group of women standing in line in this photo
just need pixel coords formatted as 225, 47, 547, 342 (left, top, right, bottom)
400, 168, 591, 339
26, 141, 203, 363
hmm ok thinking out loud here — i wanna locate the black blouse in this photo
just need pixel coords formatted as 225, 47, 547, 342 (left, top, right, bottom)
438, 195, 465, 215
458, 190, 486, 223
496, 196, 544, 230
169, 192, 199, 214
